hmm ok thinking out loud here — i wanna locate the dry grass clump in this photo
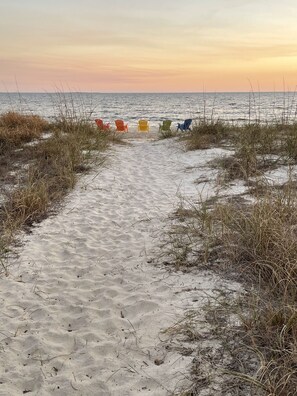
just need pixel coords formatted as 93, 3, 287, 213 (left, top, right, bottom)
236, 123, 297, 165
235, 124, 280, 155
167, 182, 297, 393
158, 129, 178, 140
215, 149, 259, 182
0, 109, 115, 250
0, 111, 49, 131
216, 188, 297, 295
3, 179, 50, 236
52, 117, 93, 136
199, 186, 297, 394
37, 133, 84, 175
239, 299, 297, 395
0, 111, 49, 153
0, 127, 41, 147
282, 126, 297, 161
186, 121, 296, 181
213, 123, 297, 183
213, 124, 284, 183
185, 115, 297, 162
186, 120, 230, 150
2, 128, 108, 237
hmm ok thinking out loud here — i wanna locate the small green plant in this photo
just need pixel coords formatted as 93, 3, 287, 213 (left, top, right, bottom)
158, 129, 177, 139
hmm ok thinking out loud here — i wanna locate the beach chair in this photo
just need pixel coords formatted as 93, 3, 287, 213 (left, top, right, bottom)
115, 119, 128, 132
177, 119, 192, 132
95, 119, 110, 131
138, 119, 149, 132
159, 120, 172, 132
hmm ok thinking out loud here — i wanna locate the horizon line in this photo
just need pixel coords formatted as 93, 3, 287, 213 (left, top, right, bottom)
0, 91, 296, 94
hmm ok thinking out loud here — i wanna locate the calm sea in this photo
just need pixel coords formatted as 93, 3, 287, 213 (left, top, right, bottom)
0, 92, 296, 128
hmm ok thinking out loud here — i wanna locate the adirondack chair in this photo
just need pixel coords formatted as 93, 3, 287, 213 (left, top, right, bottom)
159, 120, 172, 132
177, 119, 192, 132
138, 119, 149, 132
95, 119, 110, 131
115, 119, 128, 132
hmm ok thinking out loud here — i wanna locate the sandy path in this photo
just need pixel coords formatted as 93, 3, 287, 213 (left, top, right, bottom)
0, 135, 239, 395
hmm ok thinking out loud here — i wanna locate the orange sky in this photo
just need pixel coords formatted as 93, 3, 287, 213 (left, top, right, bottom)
1, 0, 297, 92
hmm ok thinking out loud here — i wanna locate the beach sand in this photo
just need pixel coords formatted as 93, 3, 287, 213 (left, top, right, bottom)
0, 131, 242, 395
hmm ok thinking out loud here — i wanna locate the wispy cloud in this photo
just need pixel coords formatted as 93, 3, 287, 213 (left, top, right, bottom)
1, 0, 297, 91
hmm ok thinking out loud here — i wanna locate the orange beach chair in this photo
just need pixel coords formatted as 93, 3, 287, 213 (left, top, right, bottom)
115, 119, 128, 132
95, 119, 110, 131
138, 119, 149, 132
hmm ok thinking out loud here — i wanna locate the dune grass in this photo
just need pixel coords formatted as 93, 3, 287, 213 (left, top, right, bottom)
213, 187, 297, 394
184, 120, 297, 185
0, 111, 49, 131
185, 119, 230, 150
165, 119, 297, 394
158, 129, 178, 139
0, 108, 119, 262
0, 111, 50, 153
168, 185, 297, 394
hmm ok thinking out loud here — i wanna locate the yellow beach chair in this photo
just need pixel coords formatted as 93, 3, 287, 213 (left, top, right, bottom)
138, 119, 149, 132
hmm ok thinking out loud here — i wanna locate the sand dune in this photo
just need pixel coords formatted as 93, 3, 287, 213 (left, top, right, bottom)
0, 133, 241, 395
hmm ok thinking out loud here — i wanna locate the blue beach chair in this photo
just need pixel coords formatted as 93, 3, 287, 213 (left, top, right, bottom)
177, 119, 192, 132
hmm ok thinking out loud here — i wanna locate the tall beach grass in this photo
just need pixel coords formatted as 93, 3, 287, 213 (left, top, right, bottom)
0, 98, 121, 266
168, 96, 297, 394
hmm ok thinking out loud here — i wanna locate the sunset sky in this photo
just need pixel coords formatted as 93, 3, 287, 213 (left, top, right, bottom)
1, 0, 297, 92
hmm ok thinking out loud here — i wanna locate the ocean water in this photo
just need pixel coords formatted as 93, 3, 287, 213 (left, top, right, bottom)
0, 92, 296, 128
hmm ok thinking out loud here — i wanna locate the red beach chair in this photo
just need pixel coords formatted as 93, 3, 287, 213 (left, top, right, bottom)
115, 119, 128, 132
95, 119, 110, 131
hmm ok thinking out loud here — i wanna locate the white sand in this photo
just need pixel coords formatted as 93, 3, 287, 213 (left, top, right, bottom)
0, 132, 241, 395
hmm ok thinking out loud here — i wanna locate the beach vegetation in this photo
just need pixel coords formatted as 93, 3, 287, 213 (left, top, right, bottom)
166, 170, 297, 395
183, 119, 297, 185
161, 111, 297, 394
158, 129, 178, 139
0, 111, 50, 152
0, 107, 119, 267
0, 111, 49, 131
211, 186, 297, 395
186, 119, 230, 150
